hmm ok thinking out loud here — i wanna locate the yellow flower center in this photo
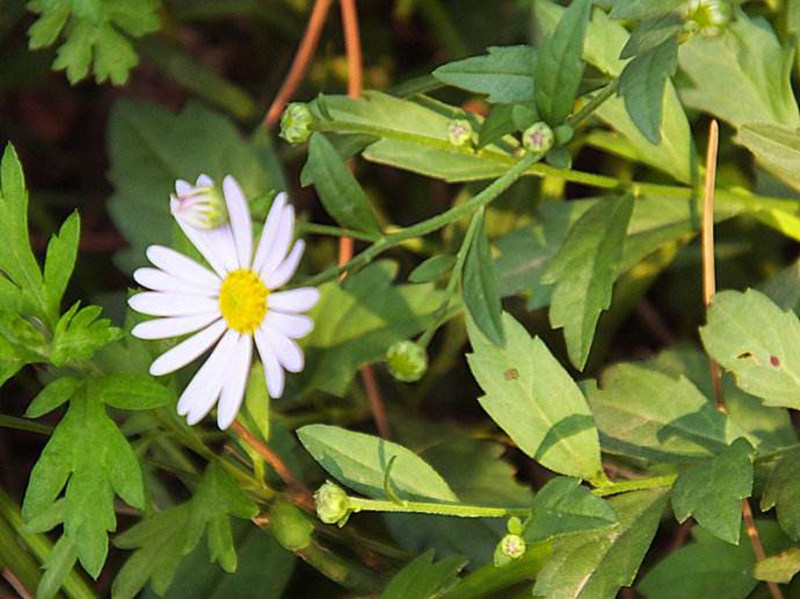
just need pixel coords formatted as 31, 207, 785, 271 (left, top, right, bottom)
218, 269, 268, 334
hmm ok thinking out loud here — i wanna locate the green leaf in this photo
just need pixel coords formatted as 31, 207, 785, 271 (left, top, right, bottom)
297, 261, 443, 397
542, 195, 634, 370
586, 362, 748, 463
678, 13, 800, 128
524, 477, 618, 543
28, 1, 70, 49
381, 550, 466, 599
184, 462, 258, 573
533, 488, 669, 598
43, 211, 80, 318
639, 521, 791, 598
462, 216, 504, 345
22, 392, 145, 578
26, 376, 81, 418
0, 313, 48, 386
761, 257, 800, 311
478, 104, 518, 149
620, 14, 683, 59
609, 0, 684, 19
467, 312, 604, 482
618, 37, 678, 144
534, 0, 591, 126
242, 362, 270, 442
92, 23, 138, 85
433, 46, 537, 103
112, 506, 190, 598
762, 449, 800, 540
50, 303, 123, 367
738, 123, 800, 193
36, 534, 79, 599
297, 424, 458, 502
301, 133, 380, 234
88, 374, 173, 411
107, 99, 272, 271
755, 547, 800, 584
671, 438, 753, 544
409, 255, 456, 284
700, 289, 800, 410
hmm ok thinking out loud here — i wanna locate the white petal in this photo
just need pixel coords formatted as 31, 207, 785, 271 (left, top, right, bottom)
196, 174, 214, 187
133, 267, 217, 295
223, 175, 253, 268
145, 246, 221, 289
149, 319, 227, 376
259, 204, 295, 280
261, 327, 304, 373
252, 192, 287, 273
268, 287, 319, 313
177, 329, 238, 419
132, 312, 221, 341
263, 311, 314, 339
255, 329, 285, 398
264, 240, 305, 289
129, 292, 218, 317
174, 217, 236, 277
175, 179, 192, 195
217, 335, 253, 429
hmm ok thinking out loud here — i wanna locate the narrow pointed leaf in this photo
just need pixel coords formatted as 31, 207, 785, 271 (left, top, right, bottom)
463, 217, 504, 345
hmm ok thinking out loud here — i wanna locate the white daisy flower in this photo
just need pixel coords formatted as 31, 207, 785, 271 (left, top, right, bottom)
128, 174, 319, 430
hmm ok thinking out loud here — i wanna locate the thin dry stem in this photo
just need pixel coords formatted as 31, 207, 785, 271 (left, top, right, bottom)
2, 568, 32, 599
742, 499, 784, 599
263, 0, 334, 128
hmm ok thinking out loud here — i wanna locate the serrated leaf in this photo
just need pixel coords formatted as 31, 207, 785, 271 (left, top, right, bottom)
762, 449, 800, 540
88, 374, 173, 411
301, 133, 380, 234
618, 37, 678, 144
297, 424, 458, 502
533, 487, 669, 598
478, 104, 518, 149
93, 23, 138, 85
524, 477, 618, 543
620, 14, 683, 59
462, 217, 504, 345
37, 534, 78, 599
467, 312, 604, 482
542, 195, 634, 370
381, 550, 467, 599
586, 362, 749, 463
409, 255, 456, 284
609, 0, 684, 19
700, 289, 800, 409
755, 547, 800, 583
433, 46, 537, 104
43, 211, 80, 318
535, 0, 591, 126
671, 437, 753, 544
26, 376, 81, 418
184, 462, 258, 573
22, 392, 145, 578
50, 303, 123, 367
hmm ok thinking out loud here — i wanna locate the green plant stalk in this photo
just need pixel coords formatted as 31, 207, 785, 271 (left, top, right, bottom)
0, 414, 52, 435
0, 488, 95, 599
568, 80, 619, 128
346, 496, 529, 519
297, 540, 384, 594
297, 152, 540, 288
296, 221, 381, 242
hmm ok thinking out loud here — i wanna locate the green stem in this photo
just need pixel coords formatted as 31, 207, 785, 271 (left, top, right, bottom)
297, 152, 539, 288
347, 496, 529, 519
0, 414, 52, 435
568, 80, 619, 128
591, 474, 677, 497
297, 541, 383, 594
296, 222, 381, 242
444, 544, 551, 599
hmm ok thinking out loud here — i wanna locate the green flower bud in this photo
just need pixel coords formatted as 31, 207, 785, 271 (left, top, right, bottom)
171, 182, 228, 230
494, 533, 527, 567
386, 340, 428, 383
269, 499, 314, 551
315, 481, 351, 525
683, 0, 732, 37
554, 124, 574, 146
522, 122, 555, 154
447, 119, 476, 147
280, 102, 314, 144
545, 146, 572, 170
506, 516, 523, 536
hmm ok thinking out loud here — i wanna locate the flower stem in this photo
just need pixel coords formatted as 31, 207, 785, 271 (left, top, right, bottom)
296, 222, 380, 242
347, 496, 530, 519
568, 80, 619, 128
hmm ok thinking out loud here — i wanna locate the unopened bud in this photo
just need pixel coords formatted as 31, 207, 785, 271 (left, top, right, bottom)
522, 122, 555, 154
170, 178, 228, 230
683, 0, 732, 37
280, 102, 314, 144
386, 340, 428, 383
447, 119, 476, 147
315, 481, 351, 525
494, 533, 527, 566
269, 499, 313, 551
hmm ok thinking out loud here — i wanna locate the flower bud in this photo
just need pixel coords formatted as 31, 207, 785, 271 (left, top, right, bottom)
269, 499, 314, 551
683, 0, 732, 37
315, 481, 351, 525
494, 533, 527, 566
386, 340, 428, 383
170, 180, 228, 230
447, 119, 476, 148
280, 102, 314, 144
522, 122, 555, 154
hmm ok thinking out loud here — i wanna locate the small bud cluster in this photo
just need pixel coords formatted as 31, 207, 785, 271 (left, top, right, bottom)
447, 119, 477, 148
522, 122, 555, 154
682, 0, 732, 37
280, 102, 315, 144
494, 517, 527, 567
315, 481, 352, 526
386, 340, 428, 383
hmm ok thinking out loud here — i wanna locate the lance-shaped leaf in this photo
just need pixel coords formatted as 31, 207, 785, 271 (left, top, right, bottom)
761, 448, 800, 540
43, 211, 80, 318
755, 547, 800, 584
535, 0, 592, 126
671, 437, 754, 544
409, 255, 456, 284
463, 216, 504, 345
738, 123, 800, 193
542, 195, 634, 370
524, 477, 618, 543
700, 289, 800, 409
609, 0, 684, 19
297, 424, 458, 502
533, 487, 669, 598
301, 132, 380, 234
433, 45, 537, 103
467, 312, 604, 482
620, 13, 683, 59
381, 550, 467, 599
183, 462, 259, 573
